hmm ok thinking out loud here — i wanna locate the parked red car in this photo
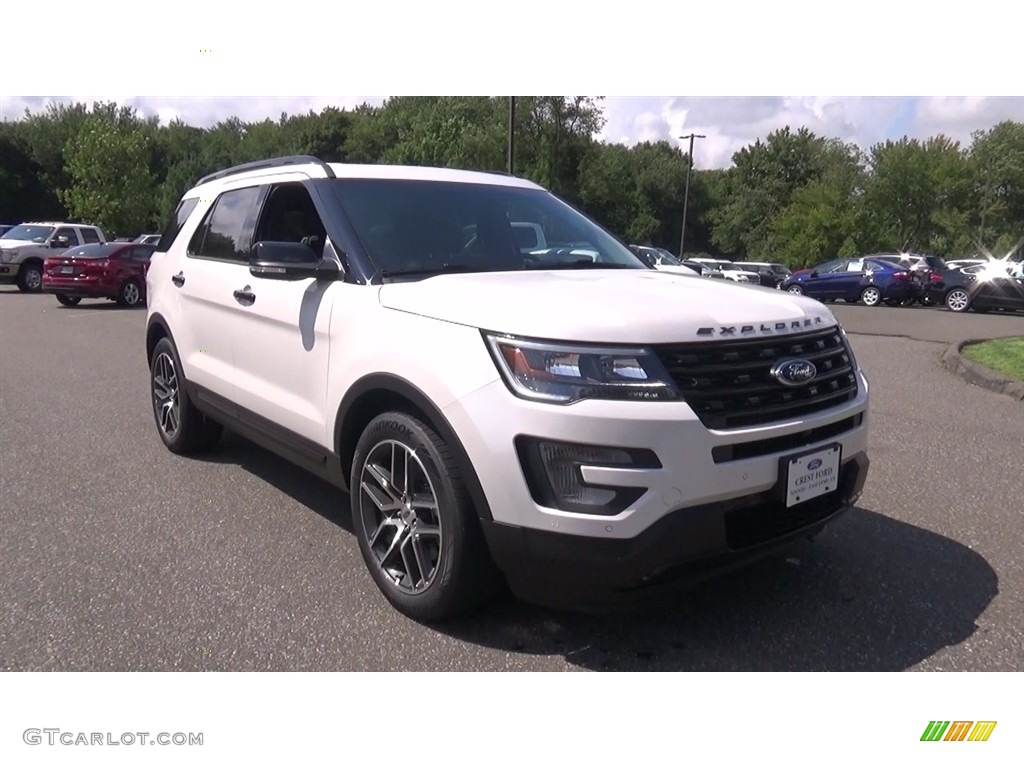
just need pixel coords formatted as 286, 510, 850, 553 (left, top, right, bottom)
42, 243, 155, 307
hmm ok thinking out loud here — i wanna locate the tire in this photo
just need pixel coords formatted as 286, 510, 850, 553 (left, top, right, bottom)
149, 337, 223, 454
117, 279, 143, 307
16, 262, 43, 293
860, 286, 882, 306
56, 294, 81, 306
786, 284, 803, 295
350, 411, 500, 622
945, 288, 970, 313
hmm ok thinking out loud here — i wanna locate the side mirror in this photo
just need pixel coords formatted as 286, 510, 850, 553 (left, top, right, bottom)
810, 270, 819, 277
51, 236, 69, 249
249, 241, 340, 281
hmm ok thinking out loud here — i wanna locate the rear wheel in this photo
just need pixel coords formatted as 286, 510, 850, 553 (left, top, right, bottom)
350, 411, 500, 622
945, 288, 970, 313
150, 337, 222, 454
55, 294, 81, 307
16, 262, 43, 293
860, 286, 882, 306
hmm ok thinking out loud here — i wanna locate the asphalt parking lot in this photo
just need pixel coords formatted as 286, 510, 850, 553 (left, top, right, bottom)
1, 289, 1022, 671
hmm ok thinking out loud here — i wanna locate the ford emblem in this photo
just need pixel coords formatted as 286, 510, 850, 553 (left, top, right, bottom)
807, 459, 823, 470
771, 358, 817, 387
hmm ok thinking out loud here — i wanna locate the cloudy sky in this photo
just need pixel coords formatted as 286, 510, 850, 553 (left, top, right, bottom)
3, 4, 1021, 170
3, 95, 1021, 170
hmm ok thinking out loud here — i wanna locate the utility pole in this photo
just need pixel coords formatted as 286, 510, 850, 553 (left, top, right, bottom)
507, 97, 516, 175
678, 133, 706, 258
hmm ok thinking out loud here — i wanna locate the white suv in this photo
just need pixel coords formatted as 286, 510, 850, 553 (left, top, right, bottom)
0, 222, 107, 292
145, 156, 871, 621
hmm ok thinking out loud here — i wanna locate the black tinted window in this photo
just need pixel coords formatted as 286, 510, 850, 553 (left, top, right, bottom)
190, 187, 260, 262
158, 197, 200, 253
80, 228, 101, 244
55, 227, 80, 246
64, 244, 120, 259
253, 183, 327, 259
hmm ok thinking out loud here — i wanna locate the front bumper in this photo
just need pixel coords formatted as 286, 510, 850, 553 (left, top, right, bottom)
0, 264, 18, 283
483, 451, 868, 610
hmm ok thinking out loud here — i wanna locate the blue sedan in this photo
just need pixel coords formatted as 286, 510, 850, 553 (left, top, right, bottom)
780, 257, 914, 306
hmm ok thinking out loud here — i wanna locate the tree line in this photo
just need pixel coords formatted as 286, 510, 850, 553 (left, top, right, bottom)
1, 97, 1021, 267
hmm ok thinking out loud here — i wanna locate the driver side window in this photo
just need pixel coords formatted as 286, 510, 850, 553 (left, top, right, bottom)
253, 183, 328, 259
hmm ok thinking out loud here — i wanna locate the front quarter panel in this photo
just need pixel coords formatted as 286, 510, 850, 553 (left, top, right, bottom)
326, 298, 502, 442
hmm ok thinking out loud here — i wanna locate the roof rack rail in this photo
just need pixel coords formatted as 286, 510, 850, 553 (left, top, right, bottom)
194, 155, 336, 186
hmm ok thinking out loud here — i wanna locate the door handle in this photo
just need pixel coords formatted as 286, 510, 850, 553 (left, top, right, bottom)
233, 287, 256, 305
171, 272, 185, 287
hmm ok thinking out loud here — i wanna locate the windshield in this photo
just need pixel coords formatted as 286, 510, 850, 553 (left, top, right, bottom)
718, 262, 742, 271
332, 179, 647, 277
655, 249, 683, 266
1, 225, 55, 242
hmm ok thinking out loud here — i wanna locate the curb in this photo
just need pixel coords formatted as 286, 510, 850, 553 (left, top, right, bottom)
942, 339, 1024, 401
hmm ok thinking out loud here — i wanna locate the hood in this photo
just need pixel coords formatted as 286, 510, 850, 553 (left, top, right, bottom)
378, 269, 838, 344
653, 265, 699, 276
0, 240, 43, 250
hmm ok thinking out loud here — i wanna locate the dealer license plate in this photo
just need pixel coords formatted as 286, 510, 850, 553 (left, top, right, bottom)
60, 266, 75, 274
784, 444, 841, 508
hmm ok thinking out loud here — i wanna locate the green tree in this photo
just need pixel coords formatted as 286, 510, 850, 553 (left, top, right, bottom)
62, 114, 156, 237
863, 135, 974, 255
711, 127, 854, 260
970, 121, 1024, 255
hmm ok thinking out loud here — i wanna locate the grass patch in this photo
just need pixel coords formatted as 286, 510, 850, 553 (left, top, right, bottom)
962, 337, 1024, 381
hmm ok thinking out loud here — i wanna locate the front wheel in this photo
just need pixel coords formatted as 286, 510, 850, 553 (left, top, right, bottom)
117, 279, 143, 307
860, 286, 882, 306
350, 411, 500, 622
56, 294, 81, 306
786, 284, 803, 295
16, 263, 43, 292
945, 288, 970, 313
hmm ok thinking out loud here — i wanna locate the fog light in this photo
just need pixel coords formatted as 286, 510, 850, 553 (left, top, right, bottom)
537, 442, 631, 506
516, 437, 661, 516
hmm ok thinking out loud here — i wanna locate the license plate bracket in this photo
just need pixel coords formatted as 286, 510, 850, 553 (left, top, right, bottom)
779, 443, 842, 508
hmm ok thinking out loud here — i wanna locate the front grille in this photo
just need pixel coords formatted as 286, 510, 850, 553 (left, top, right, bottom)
654, 326, 859, 429
712, 413, 863, 463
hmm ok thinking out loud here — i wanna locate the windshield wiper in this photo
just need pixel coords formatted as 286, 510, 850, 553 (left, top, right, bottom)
378, 263, 479, 279
536, 260, 638, 270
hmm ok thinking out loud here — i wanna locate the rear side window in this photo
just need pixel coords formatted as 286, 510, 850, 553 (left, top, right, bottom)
157, 197, 200, 253
188, 187, 261, 262
80, 227, 101, 244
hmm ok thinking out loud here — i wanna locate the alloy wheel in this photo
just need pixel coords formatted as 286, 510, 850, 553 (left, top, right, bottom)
123, 282, 141, 306
946, 289, 969, 312
152, 351, 181, 439
357, 439, 443, 596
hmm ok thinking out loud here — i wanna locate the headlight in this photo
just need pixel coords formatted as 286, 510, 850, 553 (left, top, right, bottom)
483, 333, 680, 404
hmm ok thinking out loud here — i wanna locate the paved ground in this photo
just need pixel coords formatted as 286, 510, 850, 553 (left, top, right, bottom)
1, 288, 1022, 671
